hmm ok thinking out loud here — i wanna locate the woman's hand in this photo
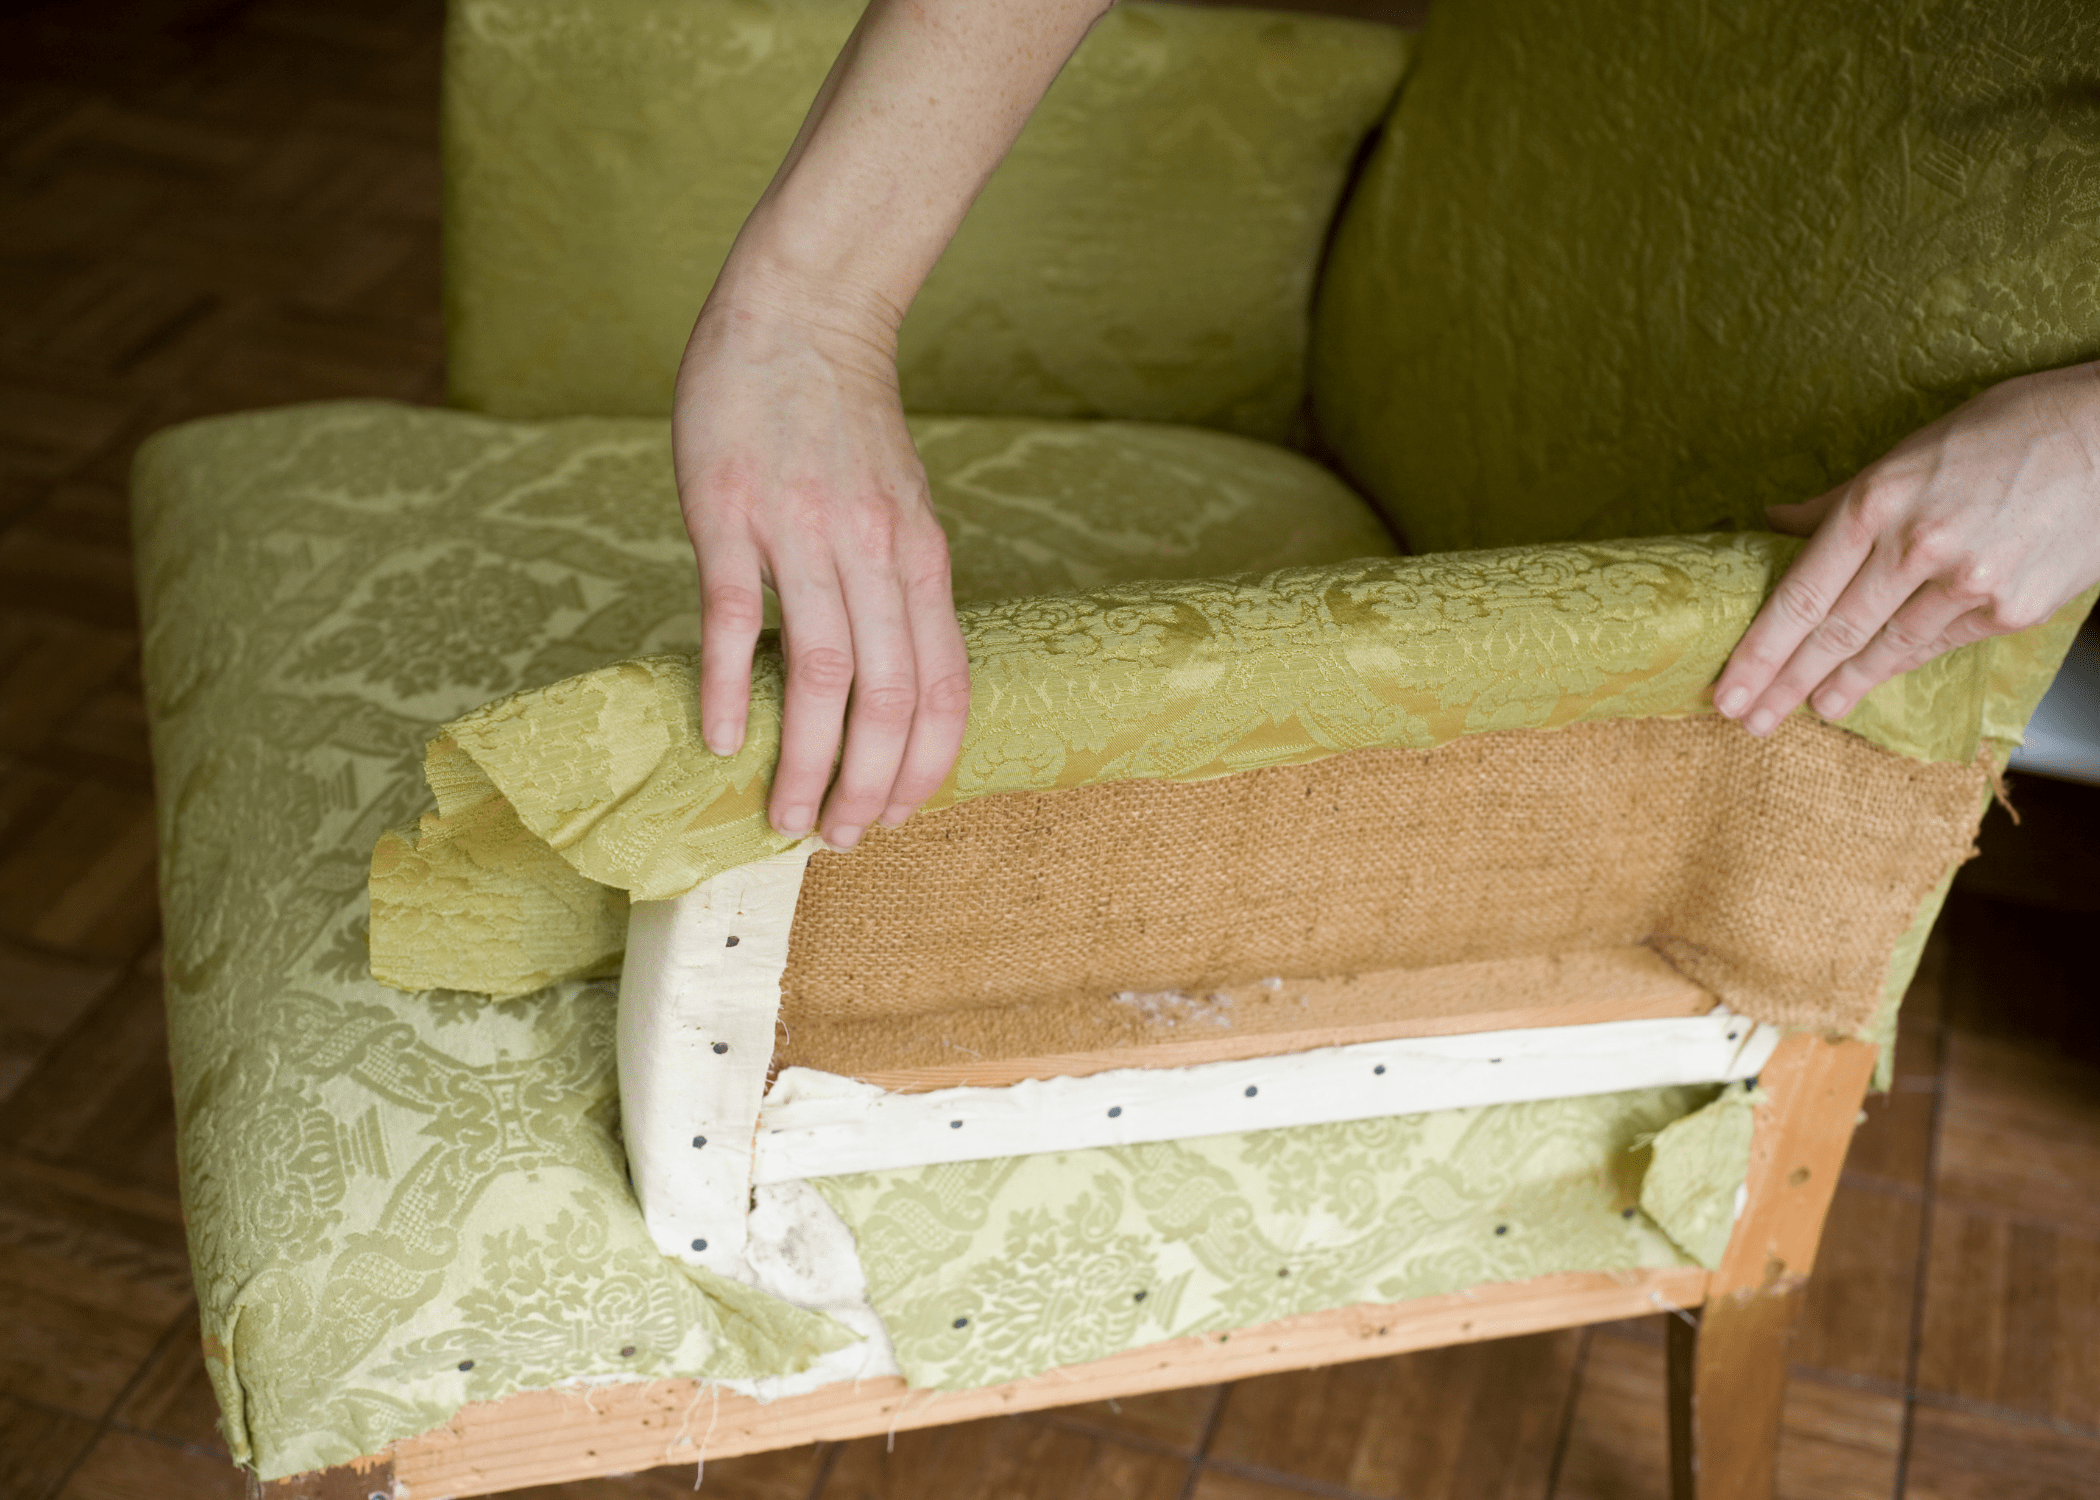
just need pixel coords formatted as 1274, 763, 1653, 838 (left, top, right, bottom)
1714, 361, 2100, 736
670, 0, 1111, 850
674, 284, 968, 852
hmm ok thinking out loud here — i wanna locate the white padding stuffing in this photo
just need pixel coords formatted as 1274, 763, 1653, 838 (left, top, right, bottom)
720, 1181, 900, 1399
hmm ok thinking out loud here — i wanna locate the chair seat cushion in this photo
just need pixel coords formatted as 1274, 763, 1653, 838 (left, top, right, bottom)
130, 398, 1395, 1475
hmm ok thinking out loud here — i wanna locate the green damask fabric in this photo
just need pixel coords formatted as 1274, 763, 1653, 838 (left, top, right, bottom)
1636, 1083, 1759, 1271
1313, 0, 2100, 551
443, 0, 1409, 441
370, 533, 2092, 998
812, 1083, 1721, 1390
908, 415, 1397, 601
138, 397, 2085, 1479
132, 398, 1391, 1476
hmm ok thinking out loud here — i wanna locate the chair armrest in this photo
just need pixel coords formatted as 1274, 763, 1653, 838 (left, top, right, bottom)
370, 533, 2082, 997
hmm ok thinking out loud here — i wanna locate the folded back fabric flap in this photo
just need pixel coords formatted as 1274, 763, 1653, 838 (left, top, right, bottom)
368, 534, 2088, 998
1639, 1081, 1761, 1270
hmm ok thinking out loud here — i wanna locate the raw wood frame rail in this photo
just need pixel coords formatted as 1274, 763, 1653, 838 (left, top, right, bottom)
252, 1032, 1873, 1500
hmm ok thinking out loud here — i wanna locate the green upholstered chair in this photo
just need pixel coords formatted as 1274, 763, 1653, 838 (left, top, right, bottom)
130, 2, 2098, 1496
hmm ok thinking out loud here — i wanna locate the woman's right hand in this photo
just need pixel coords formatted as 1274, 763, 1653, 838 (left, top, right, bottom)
666, 0, 1113, 849
673, 278, 970, 853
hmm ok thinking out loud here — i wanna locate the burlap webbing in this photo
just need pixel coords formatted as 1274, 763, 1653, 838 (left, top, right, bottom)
797, 948, 1723, 1089
776, 715, 1986, 1079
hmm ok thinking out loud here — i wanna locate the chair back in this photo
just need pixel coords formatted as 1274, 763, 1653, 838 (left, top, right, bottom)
442, 0, 1406, 442
1311, 0, 2100, 551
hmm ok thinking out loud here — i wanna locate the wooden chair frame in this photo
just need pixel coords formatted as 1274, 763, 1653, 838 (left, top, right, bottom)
251, 1027, 1874, 1500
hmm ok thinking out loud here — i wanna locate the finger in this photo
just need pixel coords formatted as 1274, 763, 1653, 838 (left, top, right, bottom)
695, 529, 768, 757
880, 537, 970, 826
1712, 481, 1867, 723
768, 558, 856, 841
1799, 581, 1979, 722
1734, 535, 1934, 736
816, 556, 920, 852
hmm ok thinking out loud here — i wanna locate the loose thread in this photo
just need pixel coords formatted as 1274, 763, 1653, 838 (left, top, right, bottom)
1647, 1288, 1699, 1328
1979, 746, 2020, 823
692, 1384, 722, 1490
669, 1379, 708, 1457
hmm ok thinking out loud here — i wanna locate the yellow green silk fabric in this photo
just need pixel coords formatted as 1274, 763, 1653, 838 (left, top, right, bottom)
138, 0, 2100, 1472
371, 537, 2090, 999
444, 0, 1409, 442
1635, 1083, 1760, 1271
133, 411, 832, 1480
130, 398, 1393, 1476
134, 395, 1769, 1472
1313, 0, 2100, 551
813, 1082, 1739, 1392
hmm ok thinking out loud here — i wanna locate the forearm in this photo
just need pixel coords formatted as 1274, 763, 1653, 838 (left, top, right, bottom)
714, 0, 1114, 340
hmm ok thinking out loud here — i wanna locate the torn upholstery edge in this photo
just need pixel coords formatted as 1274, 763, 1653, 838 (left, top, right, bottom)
1638, 1080, 1760, 1269
368, 566, 2093, 1000
1860, 583, 2099, 1089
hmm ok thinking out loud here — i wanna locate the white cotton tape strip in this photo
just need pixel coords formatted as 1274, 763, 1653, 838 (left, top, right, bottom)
617, 838, 820, 1275
751, 1011, 1779, 1186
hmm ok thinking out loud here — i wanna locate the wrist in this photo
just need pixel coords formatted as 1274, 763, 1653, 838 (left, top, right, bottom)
2021, 359, 2100, 442
692, 265, 901, 389
711, 195, 915, 343
681, 251, 907, 410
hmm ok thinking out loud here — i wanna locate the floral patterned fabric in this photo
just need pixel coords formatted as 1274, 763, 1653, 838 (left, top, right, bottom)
369, 530, 2091, 998
444, 0, 1410, 442
136, 0, 2100, 1461
131, 399, 1395, 1476
1636, 1083, 1760, 1271
813, 1084, 1725, 1391
137, 401, 2079, 1478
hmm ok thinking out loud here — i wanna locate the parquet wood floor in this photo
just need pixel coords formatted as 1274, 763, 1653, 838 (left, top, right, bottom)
2, 1, 2096, 1496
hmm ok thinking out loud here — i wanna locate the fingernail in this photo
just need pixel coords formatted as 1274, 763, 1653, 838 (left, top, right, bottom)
1813, 690, 1846, 720
775, 806, 813, 838
1745, 709, 1777, 737
879, 803, 917, 828
706, 724, 744, 757
826, 824, 863, 851
1715, 686, 1748, 717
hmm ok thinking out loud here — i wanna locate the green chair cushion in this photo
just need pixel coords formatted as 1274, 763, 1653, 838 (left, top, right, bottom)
1312, 0, 2100, 550
443, 0, 1409, 441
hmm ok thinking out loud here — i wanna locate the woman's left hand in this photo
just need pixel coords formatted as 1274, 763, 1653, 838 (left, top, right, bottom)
1714, 360, 2100, 736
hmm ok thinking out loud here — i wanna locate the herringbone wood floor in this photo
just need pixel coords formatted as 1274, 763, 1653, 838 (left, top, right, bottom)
2, 1, 2098, 1496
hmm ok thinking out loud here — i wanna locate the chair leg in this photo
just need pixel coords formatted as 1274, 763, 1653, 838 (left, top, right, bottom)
1665, 1031, 1877, 1500
1666, 1281, 1807, 1500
